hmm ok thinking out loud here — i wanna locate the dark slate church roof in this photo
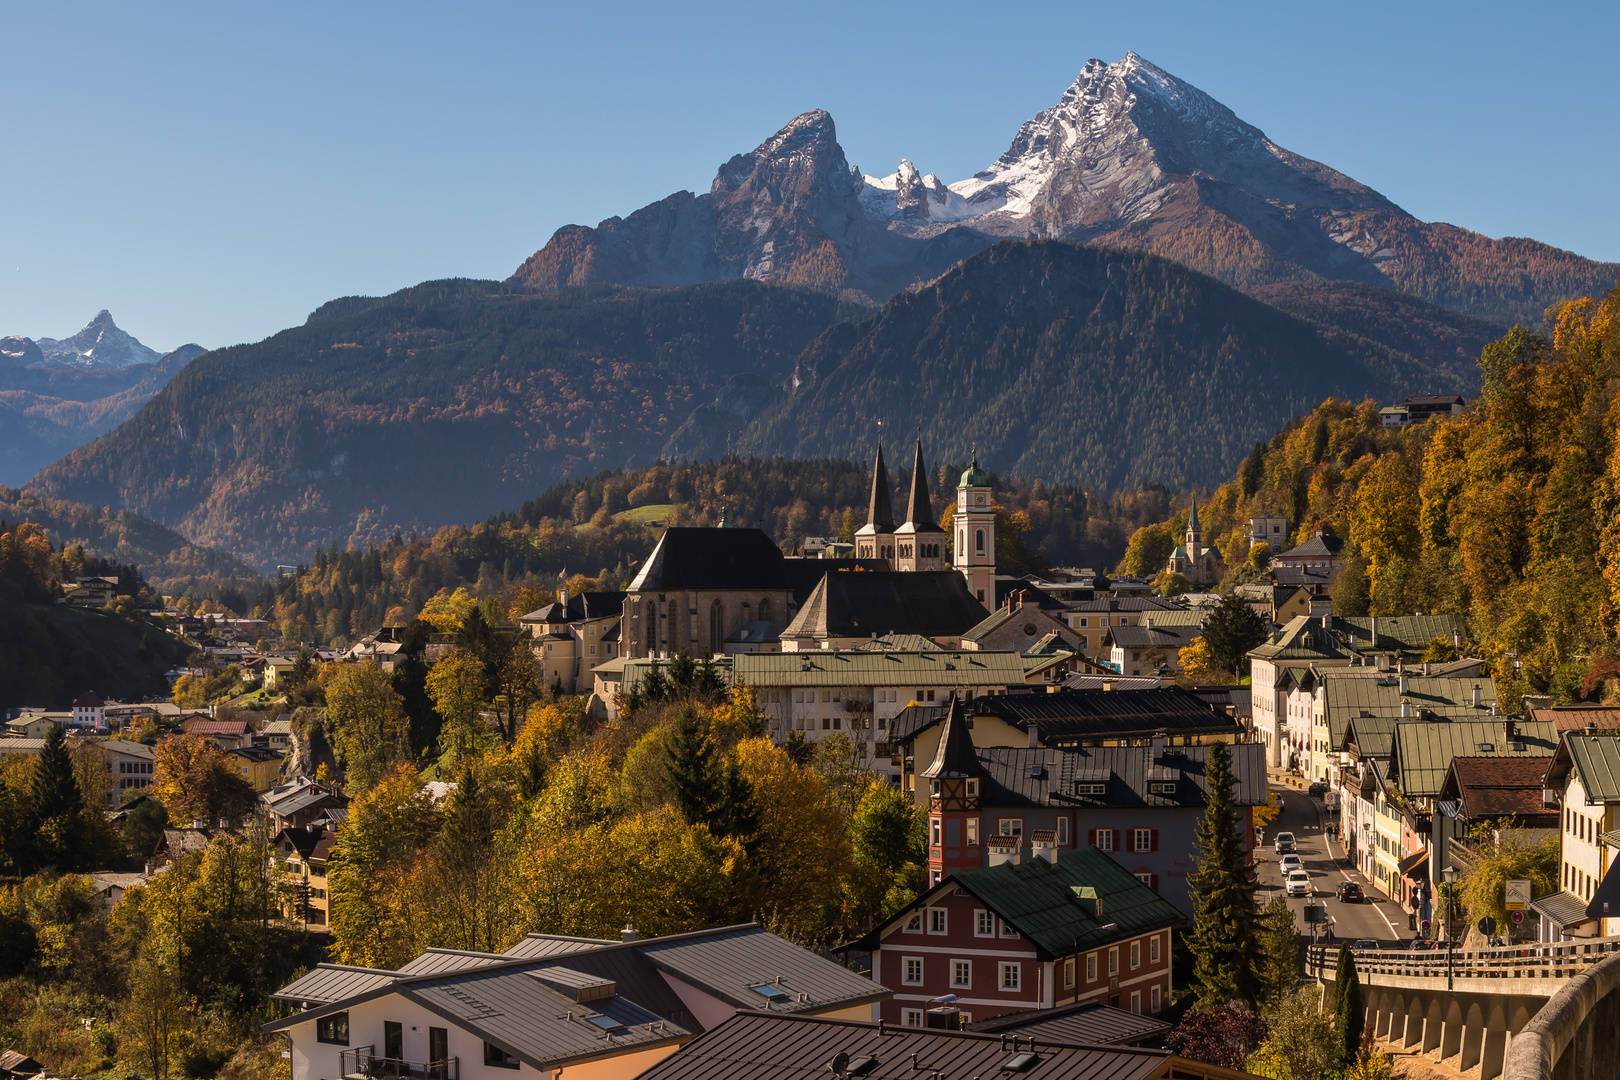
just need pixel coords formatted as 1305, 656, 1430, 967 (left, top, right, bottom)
631, 529, 795, 592
782, 571, 987, 640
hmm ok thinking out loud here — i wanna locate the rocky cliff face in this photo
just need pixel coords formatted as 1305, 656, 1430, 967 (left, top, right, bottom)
511, 53, 1618, 324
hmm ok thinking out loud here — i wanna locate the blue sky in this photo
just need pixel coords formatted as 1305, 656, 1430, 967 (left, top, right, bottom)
2, 1, 1615, 352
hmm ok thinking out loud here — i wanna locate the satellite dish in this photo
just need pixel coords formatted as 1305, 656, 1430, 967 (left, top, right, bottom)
828, 1052, 851, 1076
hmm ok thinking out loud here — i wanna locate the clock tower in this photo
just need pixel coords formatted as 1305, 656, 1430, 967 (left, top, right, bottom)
954, 454, 996, 611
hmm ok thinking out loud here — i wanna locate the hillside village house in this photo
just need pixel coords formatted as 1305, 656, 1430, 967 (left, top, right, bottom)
890, 688, 1248, 802
1270, 531, 1344, 571
1538, 733, 1620, 941
276, 826, 337, 926
1058, 598, 1188, 658
732, 650, 1029, 776
958, 590, 1084, 653
1103, 620, 1201, 677
521, 591, 625, 694
905, 697, 1263, 920
264, 924, 885, 1080
856, 846, 1183, 1025
1249, 516, 1288, 552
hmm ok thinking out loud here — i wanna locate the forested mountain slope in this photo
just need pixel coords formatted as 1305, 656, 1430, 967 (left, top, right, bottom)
29, 280, 851, 570
1166, 282, 1620, 704
735, 242, 1472, 491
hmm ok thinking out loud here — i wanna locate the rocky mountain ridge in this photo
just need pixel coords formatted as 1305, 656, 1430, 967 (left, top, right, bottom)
512, 52, 1618, 325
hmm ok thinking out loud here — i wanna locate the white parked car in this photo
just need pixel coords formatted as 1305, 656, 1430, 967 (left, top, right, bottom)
1285, 870, 1311, 897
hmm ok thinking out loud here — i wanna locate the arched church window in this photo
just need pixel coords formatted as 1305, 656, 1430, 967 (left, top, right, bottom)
976, 529, 985, 554
758, 598, 772, 623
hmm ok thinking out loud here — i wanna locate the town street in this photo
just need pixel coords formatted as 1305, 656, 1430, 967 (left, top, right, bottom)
1257, 782, 1407, 947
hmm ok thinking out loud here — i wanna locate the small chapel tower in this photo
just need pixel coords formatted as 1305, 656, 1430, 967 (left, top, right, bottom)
954, 453, 995, 610
922, 696, 986, 885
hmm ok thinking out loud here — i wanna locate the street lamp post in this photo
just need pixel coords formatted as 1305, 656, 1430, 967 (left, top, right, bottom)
1442, 865, 1457, 990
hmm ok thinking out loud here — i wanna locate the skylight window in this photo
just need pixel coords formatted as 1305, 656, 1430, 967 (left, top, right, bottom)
1002, 1052, 1041, 1072
585, 1015, 625, 1032
750, 983, 790, 1002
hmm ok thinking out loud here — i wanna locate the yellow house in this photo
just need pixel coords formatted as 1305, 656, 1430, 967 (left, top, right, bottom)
229, 746, 284, 792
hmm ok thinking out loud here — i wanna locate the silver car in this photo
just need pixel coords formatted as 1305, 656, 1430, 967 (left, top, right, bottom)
1279, 854, 1303, 874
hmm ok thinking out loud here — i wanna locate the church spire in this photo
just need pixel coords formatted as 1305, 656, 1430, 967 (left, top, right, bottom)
1187, 497, 1200, 536
904, 438, 933, 526
866, 444, 895, 530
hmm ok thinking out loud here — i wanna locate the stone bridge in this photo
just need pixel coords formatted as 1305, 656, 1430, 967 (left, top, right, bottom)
1306, 938, 1620, 1080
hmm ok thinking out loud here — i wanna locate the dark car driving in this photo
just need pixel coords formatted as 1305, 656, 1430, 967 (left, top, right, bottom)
1410, 938, 1436, 951
1335, 882, 1364, 902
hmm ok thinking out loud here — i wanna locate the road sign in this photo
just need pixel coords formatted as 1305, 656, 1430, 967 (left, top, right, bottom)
1506, 879, 1531, 911
1511, 910, 1525, 924
1479, 916, 1497, 936
1421, 920, 1431, 931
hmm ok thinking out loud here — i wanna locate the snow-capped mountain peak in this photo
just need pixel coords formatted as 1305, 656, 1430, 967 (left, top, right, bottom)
33, 310, 161, 369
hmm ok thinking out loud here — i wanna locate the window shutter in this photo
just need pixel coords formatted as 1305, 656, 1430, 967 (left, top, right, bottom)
1150, 828, 1159, 853
1087, 828, 1096, 847
1109, 828, 1118, 851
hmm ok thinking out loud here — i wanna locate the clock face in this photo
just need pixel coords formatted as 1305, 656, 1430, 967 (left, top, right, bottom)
975, 494, 986, 505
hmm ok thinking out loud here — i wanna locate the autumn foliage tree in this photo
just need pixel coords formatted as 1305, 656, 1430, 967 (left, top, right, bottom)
152, 735, 259, 827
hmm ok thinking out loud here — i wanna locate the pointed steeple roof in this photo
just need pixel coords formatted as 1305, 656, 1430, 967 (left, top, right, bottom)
922, 696, 985, 780
1187, 498, 1200, 535
865, 444, 895, 532
898, 439, 945, 534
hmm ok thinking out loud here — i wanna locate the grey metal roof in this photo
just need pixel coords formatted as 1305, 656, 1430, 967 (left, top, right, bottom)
1107, 624, 1201, 651
1344, 715, 1397, 759
1390, 720, 1557, 799
631, 1012, 1176, 1080
1530, 891, 1593, 928
396, 949, 512, 975
734, 650, 1028, 689
404, 964, 685, 1069
271, 964, 399, 1005
974, 742, 1268, 810
969, 1000, 1172, 1046
1248, 617, 1353, 662
503, 934, 616, 959
1566, 735, 1620, 803
856, 634, 947, 652
639, 925, 886, 1015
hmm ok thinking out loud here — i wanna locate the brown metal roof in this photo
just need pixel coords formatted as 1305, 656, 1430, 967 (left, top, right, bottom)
632, 1012, 1177, 1080
970, 1000, 1172, 1046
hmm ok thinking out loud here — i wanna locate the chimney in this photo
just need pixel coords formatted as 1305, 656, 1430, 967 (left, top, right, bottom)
1400, 700, 1412, 719
1031, 831, 1056, 864
1102, 679, 1117, 692
1504, 718, 1517, 742
1423, 661, 1432, 676
1322, 613, 1332, 632
1472, 685, 1482, 708
1453, 630, 1462, 649
1370, 617, 1378, 649
1399, 671, 1408, 695
1027, 723, 1040, 749
1152, 733, 1167, 762
1588, 721, 1597, 736
621, 924, 638, 942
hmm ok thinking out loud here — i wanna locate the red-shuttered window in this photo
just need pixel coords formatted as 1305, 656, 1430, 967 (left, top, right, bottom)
1089, 828, 1115, 852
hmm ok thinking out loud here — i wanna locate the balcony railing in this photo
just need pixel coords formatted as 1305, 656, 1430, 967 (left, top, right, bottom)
340, 1047, 458, 1080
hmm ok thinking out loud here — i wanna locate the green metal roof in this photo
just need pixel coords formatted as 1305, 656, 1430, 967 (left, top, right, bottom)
1344, 715, 1396, 759
954, 847, 1186, 956
733, 650, 1029, 688
1248, 616, 1353, 662
959, 457, 989, 488
1324, 675, 1499, 748
1567, 735, 1620, 804
1390, 719, 1557, 799
1335, 615, 1465, 653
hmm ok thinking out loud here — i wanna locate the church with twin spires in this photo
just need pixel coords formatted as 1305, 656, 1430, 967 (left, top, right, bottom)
854, 439, 998, 611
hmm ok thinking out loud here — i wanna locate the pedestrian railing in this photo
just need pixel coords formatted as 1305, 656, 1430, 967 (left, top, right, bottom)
1306, 936, 1620, 984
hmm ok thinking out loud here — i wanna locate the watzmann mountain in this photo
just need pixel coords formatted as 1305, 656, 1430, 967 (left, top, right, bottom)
512, 52, 1617, 325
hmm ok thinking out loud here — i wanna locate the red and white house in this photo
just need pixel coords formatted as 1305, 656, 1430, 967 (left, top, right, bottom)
855, 843, 1183, 1026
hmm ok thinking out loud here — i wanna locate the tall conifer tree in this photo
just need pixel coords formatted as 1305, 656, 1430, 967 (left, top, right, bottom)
665, 705, 719, 825
28, 723, 87, 871
1334, 944, 1363, 1062
1187, 739, 1259, 1005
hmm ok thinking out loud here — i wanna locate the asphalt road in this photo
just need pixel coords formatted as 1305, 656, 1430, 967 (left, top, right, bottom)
1256, 784, 1408, 947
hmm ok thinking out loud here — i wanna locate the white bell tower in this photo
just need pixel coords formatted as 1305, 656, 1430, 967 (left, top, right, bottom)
954, 454, 996, 612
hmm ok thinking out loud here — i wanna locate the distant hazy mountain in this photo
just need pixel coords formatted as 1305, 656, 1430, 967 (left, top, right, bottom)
513, 52, 1617, 325
0, 312, 204, 486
